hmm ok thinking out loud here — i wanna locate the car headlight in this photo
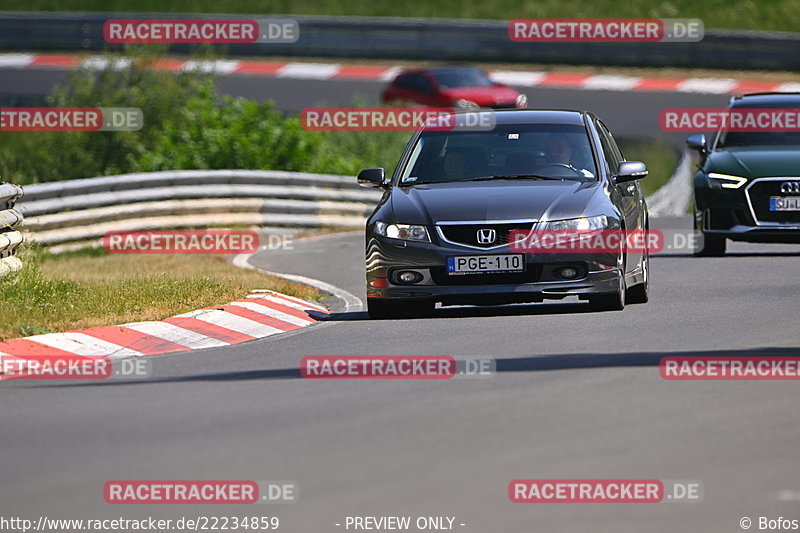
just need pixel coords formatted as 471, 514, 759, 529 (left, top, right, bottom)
375, 221, 431, 242
708, 172, 748, 189
541, 215, 609, 231
515, 93, 528, 108
454, 99, 479, 111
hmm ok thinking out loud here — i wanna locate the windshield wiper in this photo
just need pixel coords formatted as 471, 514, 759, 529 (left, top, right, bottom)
399, 174, 576, 186
454, 174, 566, 182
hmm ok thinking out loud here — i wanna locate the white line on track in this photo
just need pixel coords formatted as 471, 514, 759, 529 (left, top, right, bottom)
231, 249, 364, 313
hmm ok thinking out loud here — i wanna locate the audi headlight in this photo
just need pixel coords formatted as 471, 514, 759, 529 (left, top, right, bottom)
708, 172, 748, 189
542, 215, 610, 231
375, 221, 430, 242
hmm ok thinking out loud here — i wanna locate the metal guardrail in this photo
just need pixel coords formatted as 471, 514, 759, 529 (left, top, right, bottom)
1, 12, 800, 71
17, 164, 686, 251
0, 183, 24, 276
17, 170, 382, 250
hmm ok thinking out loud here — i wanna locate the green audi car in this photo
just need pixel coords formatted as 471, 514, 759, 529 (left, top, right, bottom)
687, 92, 800, 256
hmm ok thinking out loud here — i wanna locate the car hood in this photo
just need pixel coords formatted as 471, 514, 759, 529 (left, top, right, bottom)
441, 86, 519, 106
708, 146, 800, 177
390, 180, 602, 225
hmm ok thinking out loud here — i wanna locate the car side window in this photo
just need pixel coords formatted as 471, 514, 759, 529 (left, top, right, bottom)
411, 75, 435, 94
394, 75, 415, 90
595, 120, 622, 174
602, 122, 625, 162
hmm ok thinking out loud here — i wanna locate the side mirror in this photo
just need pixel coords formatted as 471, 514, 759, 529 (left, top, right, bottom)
686, 133, 707, 153
357, 168, 386, 188
614, 161, 648, 183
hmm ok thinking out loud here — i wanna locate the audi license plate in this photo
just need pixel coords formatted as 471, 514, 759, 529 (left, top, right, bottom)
447, 254, 524, 275
770, 197, 800, 211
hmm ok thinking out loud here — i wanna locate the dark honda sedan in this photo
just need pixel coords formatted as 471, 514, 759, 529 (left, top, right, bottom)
358, 110, 650, 318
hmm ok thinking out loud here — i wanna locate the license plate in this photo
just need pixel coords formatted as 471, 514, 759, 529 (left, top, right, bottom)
447, 254, 524, 275
770, 197, 800, 211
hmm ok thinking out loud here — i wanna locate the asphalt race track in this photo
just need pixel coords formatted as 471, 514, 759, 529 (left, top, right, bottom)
3, 215, 800, 532
0, 66, 728, 144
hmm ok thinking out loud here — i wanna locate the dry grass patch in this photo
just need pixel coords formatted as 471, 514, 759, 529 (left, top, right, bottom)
0, 247, 321, 340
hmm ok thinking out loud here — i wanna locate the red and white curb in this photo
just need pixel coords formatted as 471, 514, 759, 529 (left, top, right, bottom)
1, 52, 798, 95
0, 290, 328, 364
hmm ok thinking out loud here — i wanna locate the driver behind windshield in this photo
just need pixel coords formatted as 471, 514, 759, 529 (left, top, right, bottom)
443, 149, 468, 179
545, 133, 574, 165
542, 133, 594, 177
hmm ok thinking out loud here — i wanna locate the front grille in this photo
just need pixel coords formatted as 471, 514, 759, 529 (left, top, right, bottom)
437, 222, 535, 249
430, 264, 542, 285
747, 179, 800, 225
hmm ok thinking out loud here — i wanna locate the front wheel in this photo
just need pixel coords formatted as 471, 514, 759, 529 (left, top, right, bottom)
694, 234, 726, 257
693, 208, 726, 256
626, 253, 650, 304
589, 272, 626, 312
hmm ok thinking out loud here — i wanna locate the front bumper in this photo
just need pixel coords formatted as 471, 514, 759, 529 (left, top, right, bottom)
366, 235, 622, 305
696, 176, 800, 243
696, 204, 800, 243
701, 224, 800, 243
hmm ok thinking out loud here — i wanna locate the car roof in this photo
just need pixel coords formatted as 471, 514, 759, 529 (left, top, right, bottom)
423, 109, 587, 128
427, 66, 484, 74
731, 92, 800, 107
395, 66, 484, 77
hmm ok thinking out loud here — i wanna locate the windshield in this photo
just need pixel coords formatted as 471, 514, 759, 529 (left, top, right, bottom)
431, 68, 494, 90
397, 123, 597, 185
716, 103, 800, 148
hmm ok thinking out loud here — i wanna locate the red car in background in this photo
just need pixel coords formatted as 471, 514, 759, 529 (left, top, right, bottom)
381, 66, 527, 110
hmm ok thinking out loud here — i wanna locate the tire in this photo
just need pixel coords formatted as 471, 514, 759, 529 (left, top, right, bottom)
693, 208, 726, 257
367, 299, 433, 319
626, 252, 650, 304
694, 234, 726, 257
589, 271, 626, 312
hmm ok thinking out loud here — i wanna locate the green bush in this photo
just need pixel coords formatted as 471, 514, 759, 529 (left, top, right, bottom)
0, 50, 412, 184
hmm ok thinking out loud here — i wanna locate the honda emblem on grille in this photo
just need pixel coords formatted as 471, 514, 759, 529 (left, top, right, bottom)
477, 228, 496, 244
780, 181, 800, 194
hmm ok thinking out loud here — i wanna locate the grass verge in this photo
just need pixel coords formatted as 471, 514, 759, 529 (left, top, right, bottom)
617, 138, 679, 197
0, 245, 321, 341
